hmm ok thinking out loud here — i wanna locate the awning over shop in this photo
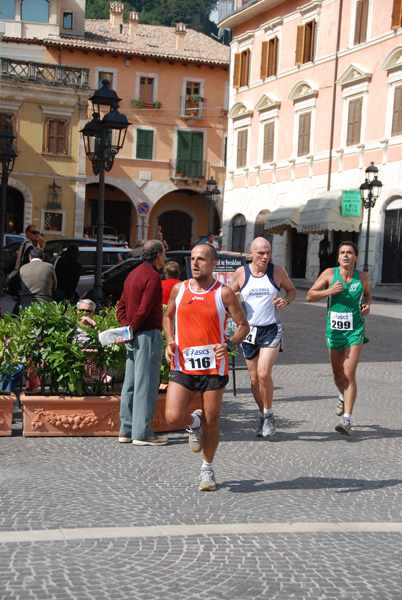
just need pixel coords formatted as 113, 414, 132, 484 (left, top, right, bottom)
297, 190, 362, 234
264, 205, 302, 235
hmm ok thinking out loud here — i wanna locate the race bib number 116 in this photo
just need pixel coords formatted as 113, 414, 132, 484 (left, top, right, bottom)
183, 345, 217, 371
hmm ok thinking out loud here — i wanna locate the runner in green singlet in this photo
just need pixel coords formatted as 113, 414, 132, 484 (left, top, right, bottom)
307, 242, 371, 435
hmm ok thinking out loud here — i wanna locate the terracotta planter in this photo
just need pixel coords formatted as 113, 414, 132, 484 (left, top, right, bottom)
0, 393, 17, 436
21, 389, 202, 437
21, 393, 120, 437
150, 389, 201, 433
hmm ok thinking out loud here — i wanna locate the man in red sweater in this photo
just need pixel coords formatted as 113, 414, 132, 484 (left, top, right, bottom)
117, 239, 167, 445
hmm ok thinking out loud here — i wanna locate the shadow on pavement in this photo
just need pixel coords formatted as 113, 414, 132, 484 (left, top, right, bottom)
220, 476, 402, 494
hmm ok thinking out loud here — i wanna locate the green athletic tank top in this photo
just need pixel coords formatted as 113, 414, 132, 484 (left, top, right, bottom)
325, 267, 365, 342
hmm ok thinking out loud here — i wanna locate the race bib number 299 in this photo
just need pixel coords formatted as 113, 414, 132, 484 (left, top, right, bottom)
330, 311, 353, 331
183, 345, 217, 371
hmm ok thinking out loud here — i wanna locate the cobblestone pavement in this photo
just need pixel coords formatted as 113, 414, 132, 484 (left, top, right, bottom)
1, 297, 401, 599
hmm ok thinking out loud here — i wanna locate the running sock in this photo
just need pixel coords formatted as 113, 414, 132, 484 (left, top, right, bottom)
190, 412, 201, 429
344, 413, 352, 422
263, 408, 273, 416
202, 460, 213, 470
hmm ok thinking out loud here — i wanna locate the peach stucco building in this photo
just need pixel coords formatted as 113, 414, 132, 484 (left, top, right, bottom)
1, 1, 229, 248
219, 0, 402, 283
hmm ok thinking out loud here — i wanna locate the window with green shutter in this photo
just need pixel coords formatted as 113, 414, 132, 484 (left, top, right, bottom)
136, 129, 153, 160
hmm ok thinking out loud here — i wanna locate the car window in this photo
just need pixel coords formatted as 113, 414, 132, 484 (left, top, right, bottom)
103, 251, 131, 266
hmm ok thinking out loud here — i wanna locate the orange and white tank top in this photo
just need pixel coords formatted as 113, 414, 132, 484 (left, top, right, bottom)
172, 279, 228, 376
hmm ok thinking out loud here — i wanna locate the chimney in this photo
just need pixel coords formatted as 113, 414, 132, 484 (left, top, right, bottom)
109, 2, 124, 28
128, 11, 139, 36
175, 22, 187, 51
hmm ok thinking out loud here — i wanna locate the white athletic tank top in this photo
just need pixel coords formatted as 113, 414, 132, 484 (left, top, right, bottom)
240, 262, 279, 326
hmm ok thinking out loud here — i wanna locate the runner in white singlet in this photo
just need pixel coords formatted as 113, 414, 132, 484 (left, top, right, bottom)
231, 237, 297, 438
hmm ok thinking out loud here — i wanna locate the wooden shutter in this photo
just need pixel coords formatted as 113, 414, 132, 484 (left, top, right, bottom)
295, 25, 305, 65
263, 122, 274, 163
304, 20, 315, 62
268, 37, 278, 77
347, 98, 362, 146
233, 53, 241, 87
392, 86, 402, 136
137, 129, 153, 159
241, 49, 250, 86
391, 0, 402, 29
354, 0, 369, 44
237, 130, 247, 168
260, 41, 268, 79
298, 112, 311, 156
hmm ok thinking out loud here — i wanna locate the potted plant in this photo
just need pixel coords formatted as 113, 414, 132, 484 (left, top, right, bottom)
12, 302, 126, 437
0, 315, 20, 436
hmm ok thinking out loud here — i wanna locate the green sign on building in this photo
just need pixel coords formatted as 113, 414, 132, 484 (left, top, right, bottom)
342, 190, 361, 217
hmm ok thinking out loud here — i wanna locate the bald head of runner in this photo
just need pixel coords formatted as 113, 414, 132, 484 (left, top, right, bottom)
249, 237, 271, 272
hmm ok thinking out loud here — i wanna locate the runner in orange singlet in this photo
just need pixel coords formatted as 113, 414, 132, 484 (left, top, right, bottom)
163, 244, 249, 491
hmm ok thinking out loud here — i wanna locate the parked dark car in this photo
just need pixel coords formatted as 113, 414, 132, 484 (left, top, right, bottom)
3, 237, 117, 276
81, 257, 143, 304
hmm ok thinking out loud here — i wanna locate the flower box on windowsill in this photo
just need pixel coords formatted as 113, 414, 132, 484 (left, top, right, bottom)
0, 393, 16, 436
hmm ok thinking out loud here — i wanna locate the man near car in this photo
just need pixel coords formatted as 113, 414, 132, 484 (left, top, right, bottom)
117, 239, 168, 446
231, 237, 297, 438
20, 247, 57, 309
207, 233, 219, 249
163, 243, 249, 491
306, 241, 371, 435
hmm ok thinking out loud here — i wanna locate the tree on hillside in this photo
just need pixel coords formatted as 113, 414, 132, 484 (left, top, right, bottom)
85, 0, 218, 37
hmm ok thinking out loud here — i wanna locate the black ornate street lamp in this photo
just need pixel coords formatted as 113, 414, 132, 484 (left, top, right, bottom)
81, 80, 130, 310
202, 177, 221, 235
359, 162, 383, 272
0, 125, 16, 297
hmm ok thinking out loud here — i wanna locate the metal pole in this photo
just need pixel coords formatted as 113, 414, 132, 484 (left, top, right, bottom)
208, 198, 212, 234
0, 167, 8, 297
363, 195, 371, 272
93, 132, 105, 313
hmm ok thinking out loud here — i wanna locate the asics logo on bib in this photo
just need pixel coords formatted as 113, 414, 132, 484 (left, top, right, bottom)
189, 348, 210, 356
192, 296, 204, 301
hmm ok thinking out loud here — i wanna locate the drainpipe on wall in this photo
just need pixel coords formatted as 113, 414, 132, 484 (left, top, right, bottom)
327, 0, 343, 191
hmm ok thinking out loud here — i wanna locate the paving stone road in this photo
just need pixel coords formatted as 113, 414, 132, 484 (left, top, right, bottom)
1, 296, 401, 599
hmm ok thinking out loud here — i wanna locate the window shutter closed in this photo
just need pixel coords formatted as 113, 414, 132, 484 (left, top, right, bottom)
354, 0, 369, 44
137, 129, 153, 159
260, 41, 268, 79
392, 86, 402, 136
391, 0, 402, 29
295, 25, 305, 65
233, 53, 241, 88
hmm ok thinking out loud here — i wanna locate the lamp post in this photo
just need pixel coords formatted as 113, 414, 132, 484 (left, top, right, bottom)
202, 177, 221, 235
81, 80, 130, 311
359, 162, 383, 272
0, 125, 16, 297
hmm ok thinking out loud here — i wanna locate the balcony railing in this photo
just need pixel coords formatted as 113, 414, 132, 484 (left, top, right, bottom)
1, 58, 90, 88
170, 159, 207, 180
181, 96, 205, 119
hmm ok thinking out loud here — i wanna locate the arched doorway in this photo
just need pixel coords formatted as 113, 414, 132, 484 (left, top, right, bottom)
231, 214, 246, 253
5, 186, 24, 234
254, 210, 273, 245
158, 210, 192, 250
382, 198, 402, 283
